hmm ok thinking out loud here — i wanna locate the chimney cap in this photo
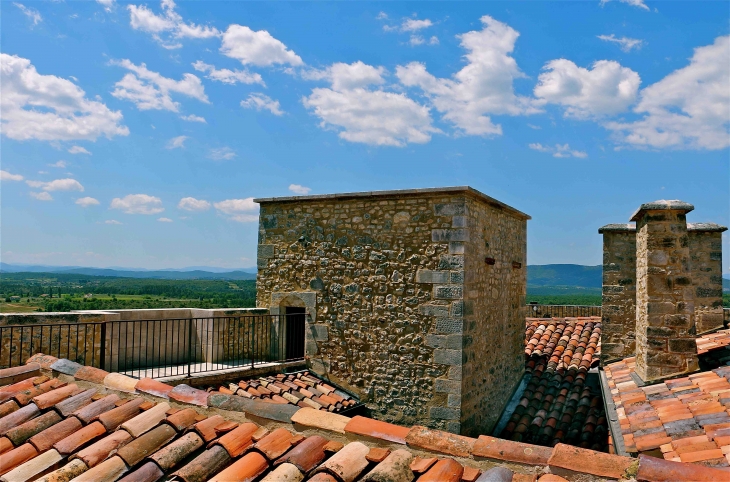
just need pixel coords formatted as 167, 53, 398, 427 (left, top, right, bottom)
630, 200, 694, 222
598, 223, 636, 233
687, 222, 728, 232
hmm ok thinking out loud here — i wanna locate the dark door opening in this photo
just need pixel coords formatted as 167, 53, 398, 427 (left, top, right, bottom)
285, 307, 305, 360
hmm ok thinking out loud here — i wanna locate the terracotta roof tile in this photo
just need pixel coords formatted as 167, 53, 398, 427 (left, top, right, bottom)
12, 380, 63, 406
74, 429, 132, 468
72, 366, 109, 385
547, 443, 634, 478
524, 317, 601, 368
410, 456, 437, 473
209, 451, 268, 482
117, 461, 164, 482
72, 394, 119, 424
291, 407, 349, 434
103, 373, 138, 394
406, 426, 476, 458
34, 459, 87, 482
53, 421, 106, 455
165, 407, 199, 432
215, 422, 258, 458
135, 377, 174, 399
474, 467, 514, 482
116, 424, 176, 467
419, 458, 464, 482
472, 435, 552, 465
173, 445, 231, 482
0, 444, 38, 476
275, 435, 329, 473
120, 401, 169, 437
260, 463, 304, 482
28, 416, 82, 453
1, 447, 62, 482
48, 359, 82, 377
71, 455, 127, 482
0, 378, 38, 404
362, 449, 413, 482
254, 427, 295, 460
97, 397, 144, 431
191, 414, 225, 443
149, 432, 203, 471
313, 441, 370, 482
344, 415, 410, 444
0, 403, 40, 436
32, 384, 81, 410
169, 384, 209, 407
25, 354, 59, 370
461, 466, 482, 482
5, 410, 61, 446
0, 438, 13, 456
54, 388, 96, 417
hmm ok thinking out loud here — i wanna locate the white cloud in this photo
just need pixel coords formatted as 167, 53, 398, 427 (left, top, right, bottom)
192, 61, 264, 86
214, 197, 258, 222
401, 18, 433, 32
208, 147, 236, 160
303, 61, 438, 147
408, 35, 440, 46
396, 16, 540, 137
68, 146, 92, 155
289, 184, 311, 195
529, 143, 588, 158
111, 194, 164, 214
49, 161, 67, 168
600, 0, 649, 11
30, 192, 53, 201
598, 34, 644, 52
0, 54, 128, 142
534, 59, 641, 118
166, 135, 188, 149
105, 219, 122, 225
605, 35, 730, 150
221, 24, 303, 67
157, 217, 173, 222
76, 197, 100, 207
26, 178, 84, 192
1, 170, 24, 181
96, 0, 115, 12
127, 0, 220, 49
180, 114, 206, 123
178, 197, 211, 211
376, 12, 388, 20
111, 59, 208, 112
241, 93, 284, 116
14, 3, 42, 25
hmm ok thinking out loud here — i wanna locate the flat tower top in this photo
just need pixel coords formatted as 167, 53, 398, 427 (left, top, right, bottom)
253, 186, 531, 220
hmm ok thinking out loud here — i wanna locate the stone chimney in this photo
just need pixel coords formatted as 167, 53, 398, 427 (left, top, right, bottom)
631, 200, 699, 382
688, 223, 727, 333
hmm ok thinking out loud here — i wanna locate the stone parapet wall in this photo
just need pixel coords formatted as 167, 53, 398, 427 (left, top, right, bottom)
255, 187, 528, 435
598, 225, 636, 363
688, 225, 725, 333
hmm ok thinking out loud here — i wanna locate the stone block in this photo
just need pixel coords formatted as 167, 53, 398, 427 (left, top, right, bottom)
425, 334, 445, 348
257, 245, 275, 259
415, 270, 449, 284
664, 314, 690, 327
434, 285, 463, 300
447, 394, 460, 408
420, 305, 450, 317
435, 318, 463, 334
438, 255, 464, 270
450, 271, 464, 284
448, 366, 462, 381
309, 324, 329, 341
432, 229, 469, 242
452, 216, 467, 228
449, 242, 464, 254
434, 203, 466, 216
429, 407, 459, 420
668, 339, 697, 353
435, 379, 461, 394
434, 349, 462, 366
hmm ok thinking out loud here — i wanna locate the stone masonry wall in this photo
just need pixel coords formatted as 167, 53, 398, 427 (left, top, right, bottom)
634, 204, 699, 382
688, 226, 725, 333
461, 198, 526, 436
599, 225, 637, 363
255, 189, 528, 434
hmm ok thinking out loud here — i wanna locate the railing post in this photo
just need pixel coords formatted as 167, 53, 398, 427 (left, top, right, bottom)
251, 316, 255, 370
99, 322, 107, 371
187, 318, 193, 378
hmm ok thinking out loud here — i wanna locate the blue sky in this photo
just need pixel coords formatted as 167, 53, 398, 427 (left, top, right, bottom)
1, 0, 728, 272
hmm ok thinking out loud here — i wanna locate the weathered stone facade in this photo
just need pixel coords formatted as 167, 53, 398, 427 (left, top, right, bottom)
598, 224, 636, 363
254, 187, 529, 435
599, 211, 726, 366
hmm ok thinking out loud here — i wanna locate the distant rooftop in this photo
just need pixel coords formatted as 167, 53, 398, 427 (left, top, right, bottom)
253, 186, 531, 220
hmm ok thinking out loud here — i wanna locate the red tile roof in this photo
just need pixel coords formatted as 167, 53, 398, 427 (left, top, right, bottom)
525, 317, 602, 370
2, 356, 730, 481
696, 329, 730, 355
605, 356, 730, 467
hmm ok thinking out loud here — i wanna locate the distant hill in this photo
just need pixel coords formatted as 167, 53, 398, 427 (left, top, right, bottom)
0, 263, 256, 280
527, 264, 602, 288
724, 278, 730, 292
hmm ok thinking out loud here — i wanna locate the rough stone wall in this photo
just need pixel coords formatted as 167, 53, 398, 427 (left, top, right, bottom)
461, 198, 526, 436
689, 228, 725, 332
634, 207, 698, 382
599, 226, 637, 363
255, 190, 527, 434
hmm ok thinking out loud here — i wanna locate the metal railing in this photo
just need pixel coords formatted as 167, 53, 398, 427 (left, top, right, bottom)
526, 304, 602, 318
0, 313, 308, 378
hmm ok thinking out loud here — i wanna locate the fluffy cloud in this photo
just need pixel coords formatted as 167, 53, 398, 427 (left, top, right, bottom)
1, 54, 128, 142
600, 0, 649, 10
105, 219, 122, 225
111, 194, 164, 214
166, 135, 188, 149
605, 35, 730, 150
157, 217, 173, 222
598, 34, 644, 52
111, 59, 208, 112
241, 93, 284, 116
30, 192, 52, 201
529, 143, 588, 158
180, 114, 206, 123
303, 61, 438, 147
49, 161, 67, 168
221, 25, 303, 67
396, 16, 540, 137
192, 61, 264, 86
128, 0, 219, 49
14, 3, 41, 25
401, 18, 433, 32
96, 0, 115, 12
214, 197, 258, 223
208, 147, 236, 160
76, 197, 100, 207
178, 197, 211, 211
534, 59, 640, 118
68, 146, 92, 155
409, 35, 439, 46
1, 170, 23, 181
26, 178, 84, 192
289, 184, 311, 195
